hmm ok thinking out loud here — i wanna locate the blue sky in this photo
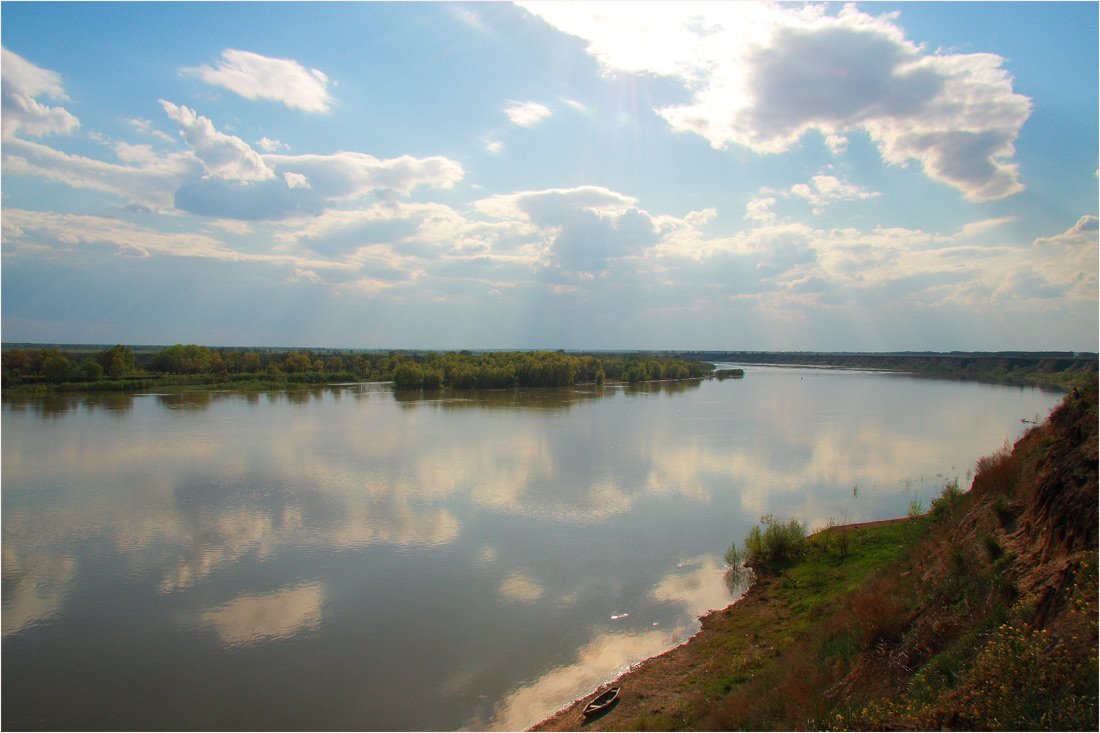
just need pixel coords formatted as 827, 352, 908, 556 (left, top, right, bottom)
2, 1, 1096, 351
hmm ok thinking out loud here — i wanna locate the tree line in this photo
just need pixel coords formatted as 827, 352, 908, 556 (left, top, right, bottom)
2, 344, 717, 391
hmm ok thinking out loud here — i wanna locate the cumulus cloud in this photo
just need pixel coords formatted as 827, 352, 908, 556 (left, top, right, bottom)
283, 171, 310, 189
185, 49, 334, 112
476, 186, 663, 275
255, 137, 287, 152
156, 101, 462, 219
1028, 217, 1099, 301
263, 151, 464, 199
505, 100, 553, 127
174, 177, 325, 221
824, 134, 848, 155
475, 185, 637, 221
790, 174, 879, 212
1033, 215, 1099, 247
685, 208, 717, 226
1, 47, 80, 139
275, 201, 466, 259
160, 100, 274, 182
744, 195, 777, 224
521, 2, 1031, 201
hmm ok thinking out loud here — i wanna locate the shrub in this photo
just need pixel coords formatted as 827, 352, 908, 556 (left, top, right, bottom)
929, 478, 964, 519
726, 514, 806, 575
974, 443, 1016, 495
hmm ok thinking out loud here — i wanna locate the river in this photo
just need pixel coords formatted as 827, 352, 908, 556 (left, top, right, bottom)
1, 365, 1063, 730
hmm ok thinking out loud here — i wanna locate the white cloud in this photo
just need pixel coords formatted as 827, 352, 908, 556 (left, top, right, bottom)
160, 100, 274, 182
562, 98, 588, 114
255, 137, 287, 152
7, 95, 463, 222
824, 134, 848, 155
2, 137, 198, 211
263, 151, 464, 199
2, 207, 359, 282
1, 46, 80, 139
1033, 215, 1099, 247
958, 216, 1016, 239
505, 100, 553, 127
283, 171, 311, 189
475, 185, 637, 221
685, 208, 717, 226
484, 136, 504, 155
1028, 217, 1099, 300
791, 174, 879, 212
126, 118, 175, 143
2, 207, 232, 259
522, 2, 1031, 201
276, 201, 462, 258
744, 195, 777, 224
475, 186, 662, 275
186, 49, 334, 113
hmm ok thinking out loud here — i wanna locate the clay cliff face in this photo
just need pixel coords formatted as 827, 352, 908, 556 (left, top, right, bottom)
977, 389, 1098, 625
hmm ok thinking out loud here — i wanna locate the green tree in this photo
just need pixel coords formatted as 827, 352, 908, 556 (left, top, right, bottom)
78, 359, 104, 382
239, 352, 262, 373
151, 344, 213, 374
422, 368, 444, 390
96, 345, 135, 376
283, 352, 311, 373
393, 362, 424, 389
2, 349, 37, 379
41, 353, 73, 383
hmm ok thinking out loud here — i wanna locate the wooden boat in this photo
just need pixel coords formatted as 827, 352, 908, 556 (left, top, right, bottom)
582, 687, 620, 718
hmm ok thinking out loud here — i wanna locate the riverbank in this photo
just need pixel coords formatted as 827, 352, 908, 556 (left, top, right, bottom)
531, 387, 1098, 731
529, 519, 922, 731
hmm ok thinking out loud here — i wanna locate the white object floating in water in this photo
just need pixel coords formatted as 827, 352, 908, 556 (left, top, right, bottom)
610, 613, 628, 620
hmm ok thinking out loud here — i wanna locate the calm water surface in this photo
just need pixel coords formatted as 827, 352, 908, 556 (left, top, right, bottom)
2, 366, 1062, 730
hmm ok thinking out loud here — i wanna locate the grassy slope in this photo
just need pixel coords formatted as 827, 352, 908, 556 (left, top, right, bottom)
533, 387, 1098, 731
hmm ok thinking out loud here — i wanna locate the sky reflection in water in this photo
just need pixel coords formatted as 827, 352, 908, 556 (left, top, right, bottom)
1, 368, 1063, 730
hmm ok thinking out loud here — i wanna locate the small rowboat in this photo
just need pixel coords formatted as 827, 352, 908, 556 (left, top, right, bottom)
582, 687, 620, 718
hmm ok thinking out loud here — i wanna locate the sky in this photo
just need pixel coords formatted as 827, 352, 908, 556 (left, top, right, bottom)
1, 1, 1097, 351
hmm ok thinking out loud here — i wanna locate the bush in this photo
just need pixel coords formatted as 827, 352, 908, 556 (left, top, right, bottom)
726, 515, 806, 575
929, 478, 965, 519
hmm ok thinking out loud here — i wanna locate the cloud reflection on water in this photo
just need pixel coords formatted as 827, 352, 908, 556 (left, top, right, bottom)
1, 375, 1060, 732
198, 582, 324, 646
486, 556, 737, 731
1, 550, 77, 637
2, 377, 1053, 627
